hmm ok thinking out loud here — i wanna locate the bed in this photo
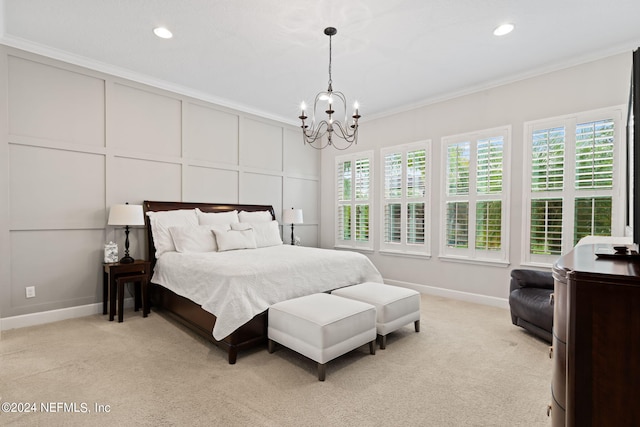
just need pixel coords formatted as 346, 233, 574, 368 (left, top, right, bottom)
143, 200, 383, 364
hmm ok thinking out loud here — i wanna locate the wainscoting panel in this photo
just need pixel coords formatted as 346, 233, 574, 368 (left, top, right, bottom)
184, 165, 239, 203
110, 156, 182, 204
184, 102, 239, 165
284, 177, 319, 225
241, 172, 283, 220
9, 229, 105, 314
9, 144, 105, 230
240, 117, 283, 172
110, 83, 182, 157
7, 55, 105, 147
284, 127, 319, 177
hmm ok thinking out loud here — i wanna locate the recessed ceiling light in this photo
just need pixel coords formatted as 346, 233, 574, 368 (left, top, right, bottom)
153, 27, 173, 39
493, 23, 515, 36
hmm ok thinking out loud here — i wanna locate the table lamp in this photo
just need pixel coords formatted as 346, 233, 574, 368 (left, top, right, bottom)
107, 203, 145, 263
283, 208, 304, 245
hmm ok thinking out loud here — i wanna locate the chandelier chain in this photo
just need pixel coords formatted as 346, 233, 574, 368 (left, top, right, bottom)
328, 33, 332, 87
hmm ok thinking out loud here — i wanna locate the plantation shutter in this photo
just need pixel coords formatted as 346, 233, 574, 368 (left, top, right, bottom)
335, 152, 373, 249
530, 198, 563, 255
476, 136, 503, 194
336, 160, 352, 241
447, 142, 470, 195
575, 119, 614, 189
446, 201, 469, 248
574, 197, 613, 244
475, 200, 502, 250
384, 152, 402, 243
407, 149, 426, 244
531, 127, 565, 191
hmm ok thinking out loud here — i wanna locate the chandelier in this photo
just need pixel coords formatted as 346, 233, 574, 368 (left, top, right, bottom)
299, 27, 360, 150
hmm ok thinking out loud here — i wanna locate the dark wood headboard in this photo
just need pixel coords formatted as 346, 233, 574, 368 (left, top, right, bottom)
143, 200, 276, 267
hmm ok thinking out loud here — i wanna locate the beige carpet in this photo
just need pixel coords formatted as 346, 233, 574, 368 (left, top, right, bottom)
0, 294, 551, 426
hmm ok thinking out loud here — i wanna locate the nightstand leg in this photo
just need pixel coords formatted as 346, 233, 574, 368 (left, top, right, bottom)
118, 279, 125, 323
134, 281, 141, 312
103, 271, 108, 315
109, 276, 116, 322
142, 279, 149, 317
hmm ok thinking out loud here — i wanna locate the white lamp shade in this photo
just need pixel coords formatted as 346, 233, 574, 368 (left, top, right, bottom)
108, 204, 145, 226
283, 208, 303, 225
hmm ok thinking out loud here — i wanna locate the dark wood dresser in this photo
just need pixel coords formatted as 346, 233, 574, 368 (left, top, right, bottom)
551, 244, 640, 426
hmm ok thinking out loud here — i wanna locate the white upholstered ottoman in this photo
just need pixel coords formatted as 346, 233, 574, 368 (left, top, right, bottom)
332, 282, 421, 349
268, 293, 377, 381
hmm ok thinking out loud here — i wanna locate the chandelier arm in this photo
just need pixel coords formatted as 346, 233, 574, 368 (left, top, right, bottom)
302, 120, 329, 144
332, 121, 358, 144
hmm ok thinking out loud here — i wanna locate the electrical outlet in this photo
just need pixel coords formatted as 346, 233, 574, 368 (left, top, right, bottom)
25, 286, 36, 298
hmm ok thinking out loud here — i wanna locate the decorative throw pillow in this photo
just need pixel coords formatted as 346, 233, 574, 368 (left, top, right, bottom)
213, 228, 257, 252
232, 221, 282, 248
169, 224, 229, 253
196, 208, 239, 226
146, 209, 198, 257
238, 210, 272, 223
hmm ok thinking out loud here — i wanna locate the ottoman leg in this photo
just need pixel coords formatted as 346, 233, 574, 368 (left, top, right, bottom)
268, 339, 276, 354
414, 320, 420, 332
318, 363, 326, 381
369, 340, 376, 355
379, 334, 387, 350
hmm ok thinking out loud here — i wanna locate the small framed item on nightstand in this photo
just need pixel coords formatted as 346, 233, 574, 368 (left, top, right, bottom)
104, 241, 118, 263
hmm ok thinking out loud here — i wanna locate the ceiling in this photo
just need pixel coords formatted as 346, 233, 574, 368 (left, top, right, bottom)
2, 0, 640, 124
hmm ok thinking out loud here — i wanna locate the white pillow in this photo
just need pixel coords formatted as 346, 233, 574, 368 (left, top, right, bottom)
196, 208, 239, 226
232, 221, 282, 248
238, 210, 272, 223
213, 228, 257, 252
146, 209, 198, 257
169, 224, 229, 253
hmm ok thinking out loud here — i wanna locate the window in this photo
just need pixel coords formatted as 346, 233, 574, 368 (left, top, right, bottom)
380, 141, 430, 255
441, 127, 510, 264
336, 151, 373, 250
523, 107, 624, 266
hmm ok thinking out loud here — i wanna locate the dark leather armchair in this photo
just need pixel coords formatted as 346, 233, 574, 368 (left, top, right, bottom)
508, 269, 554, 343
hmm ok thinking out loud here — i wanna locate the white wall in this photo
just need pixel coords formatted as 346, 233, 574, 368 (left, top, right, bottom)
0, 45, 319, 320
320, 52, 632, 306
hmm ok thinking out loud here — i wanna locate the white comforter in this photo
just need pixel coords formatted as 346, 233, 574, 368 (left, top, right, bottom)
151, 245, 383, 340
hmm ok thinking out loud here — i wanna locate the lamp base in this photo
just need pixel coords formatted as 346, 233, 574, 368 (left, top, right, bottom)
119, 255, 135, 264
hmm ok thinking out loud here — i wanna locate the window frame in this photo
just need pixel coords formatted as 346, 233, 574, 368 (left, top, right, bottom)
521, 106, 625, 267
380, 140, 431, 257
439, 126, 511, 265
335, 150, 374, 251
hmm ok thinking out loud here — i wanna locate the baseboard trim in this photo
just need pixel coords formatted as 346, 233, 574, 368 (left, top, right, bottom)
1, 298, 134, 331
1, 282, 507, 331
384, 279, 509, 310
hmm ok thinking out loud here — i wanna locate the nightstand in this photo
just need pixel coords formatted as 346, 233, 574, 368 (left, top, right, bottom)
103, 260, 150, 322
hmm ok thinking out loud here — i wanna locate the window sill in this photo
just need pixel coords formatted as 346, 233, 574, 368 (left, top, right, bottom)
379, 249, 431, 259
333, 245, 374, 254
438, 255, 510, 268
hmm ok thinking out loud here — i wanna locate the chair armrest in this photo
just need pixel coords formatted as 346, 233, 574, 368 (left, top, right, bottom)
510, 269, 554, 292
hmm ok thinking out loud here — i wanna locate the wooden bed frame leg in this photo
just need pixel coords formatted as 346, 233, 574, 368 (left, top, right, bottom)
228, 348, 238, 365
